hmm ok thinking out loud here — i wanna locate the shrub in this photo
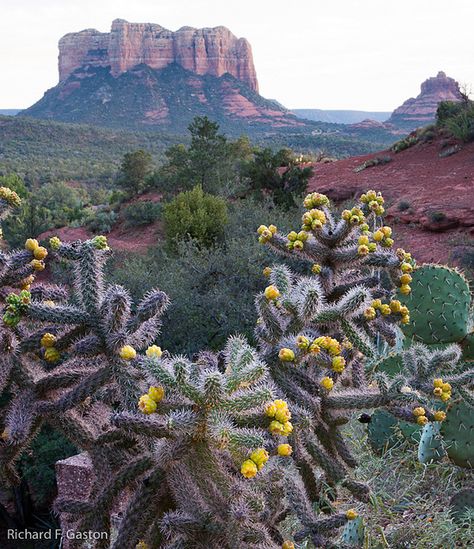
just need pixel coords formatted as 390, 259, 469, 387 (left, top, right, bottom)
123, 201, 162, 227
428, 211, 447, 223
164, 185, 228, 249
398, 200, 411, 211
84, 208, 118, 234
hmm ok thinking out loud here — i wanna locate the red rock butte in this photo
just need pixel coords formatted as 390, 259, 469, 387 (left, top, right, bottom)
58, 19, 259, 92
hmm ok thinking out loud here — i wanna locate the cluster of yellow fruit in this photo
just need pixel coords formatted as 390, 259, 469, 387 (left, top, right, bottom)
360, 189, 385, 216
412, 407, 429, 426
364, 299, 410, 325
138, 385, 165, 414
41, 332, 60, 363
25, 239, 48, 271
358, 226, 394, 256
295, 335, 346, 373
396, 248, 414, 294
433, 378, 452, 402
301, 208, 327, 232
145, 345, 163, 358
119, 345, 137, 360
0, 186, 21, 207
286, 230, 308, 251
49, 236, 61, 251
241, 447, 269, 478
342, 206, 367, 226
257, 224, 277, 244
303, 192, 330, 209
266, 399, 293, 437
264, 285, 280, 301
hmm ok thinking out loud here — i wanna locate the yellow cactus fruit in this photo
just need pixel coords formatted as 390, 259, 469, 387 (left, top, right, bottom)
441, 382, 452, 393
382, 226, 392, 237
282, 541, 295, 549
138, 394, 157, 414
433, 411, 446, 422
364, 307, 376, 320
33, 246, 48, 260
269, 225, 277, 234
275, 407, 291, 423
342, 338, 353, 350
293, 240, 304, 251
25, 238, 39, 252
441, 392, 451, 402
433, 378, 444, 388
389, 300, 401, 313
263, 266, 272, 277
358, 245, 369, 256
274, 399, 288, 410
368, 242, 377, 253
136, 541, 149, 549
399, 273, 412, 285
119, 345, 136, 360
360, 223, 370, 232
327, 339, 341, 356
417, 415, 428, 426
342, 209, 352, 221
250, 448, 269, 470
297, 231, 308, 242
401, 262, 413, 273
31, 259, 45, 271
146, 345, 162, 358
332, 356, 346, 373
44, 300, 55, 307
309, 343, 321, 354
413, 407, 426, 417
366, 190, 377, 201
49, 236, 61, 250
311, 263, 322, 274
372, 299, 382, 309
400, 305, 409, 316
44, 347, 60, 363
358, 235, 370, 246
41, 333, 57, 348
148, 386, 165, 403
21, 275, 35, 290
400, 284, 411, 295
265, 403, 277, 417
264, 285, 280, 301
257, 225, 268, 235
433, 387, 443, 397
296, 335, 310, 350
287, 231, 298, 242
281, 421, 293, 436
380, 304, 391, 316
373, 230, 384, 242
269, 420, 285, 435
278, 348, 295, 362
277, 443, 293, 457
346, 509, 358, 520
320, 376, 334, 391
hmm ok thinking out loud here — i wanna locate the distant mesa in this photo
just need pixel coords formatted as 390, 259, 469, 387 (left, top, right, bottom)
388, 71, 464, 128
58, 18, 258, 92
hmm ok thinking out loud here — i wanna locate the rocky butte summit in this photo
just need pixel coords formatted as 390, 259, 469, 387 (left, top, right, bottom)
22, 19, 306, 132
388, 71, 463, 128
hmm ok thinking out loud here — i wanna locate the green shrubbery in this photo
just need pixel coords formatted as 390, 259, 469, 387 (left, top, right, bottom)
437, 100, 474, 142
163, 185, 228, 249
122, 201, 162, 227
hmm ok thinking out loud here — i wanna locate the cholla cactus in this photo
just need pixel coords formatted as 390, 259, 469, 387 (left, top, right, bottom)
0, 235, 169, 488
255, 190, 418, 503
56, 336, 292, 548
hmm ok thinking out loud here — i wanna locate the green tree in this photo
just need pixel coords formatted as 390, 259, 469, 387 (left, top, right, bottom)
243, 147, 314, 208
118, 149, 153, 195
164, 185, 228, 249
0, 173, 28, 198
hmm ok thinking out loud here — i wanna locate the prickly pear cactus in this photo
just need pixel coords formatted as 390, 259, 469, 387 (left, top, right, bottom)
340, 515, 365, 546
367, 409, 419, 454
440, 400, 474, 468
449, 488, 474, 524
400, 265, 470, 344
418, 421, 445, 464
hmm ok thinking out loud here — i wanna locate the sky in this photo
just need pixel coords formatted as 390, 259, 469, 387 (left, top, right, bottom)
1, 0, 473, 110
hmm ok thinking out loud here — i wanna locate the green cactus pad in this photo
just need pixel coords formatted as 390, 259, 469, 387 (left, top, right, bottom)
418, 422, 445, 464
367, 410, 419, 453
340, 516, 365, 546
400, 265, 470, 344
449, 488, 474, 524
440, 401, 474, 468
375, 353, 403, 377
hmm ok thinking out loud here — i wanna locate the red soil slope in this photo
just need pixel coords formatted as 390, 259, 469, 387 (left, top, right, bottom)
307, 137, 474, 264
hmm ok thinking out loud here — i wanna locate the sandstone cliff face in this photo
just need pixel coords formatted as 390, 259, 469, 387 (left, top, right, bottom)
389, 71, 463, 127
58, 19, 258, 92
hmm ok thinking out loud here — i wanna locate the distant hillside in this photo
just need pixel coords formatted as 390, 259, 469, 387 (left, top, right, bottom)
293, 109, 391, 124
0, 109, 21, 116
0, 115, 178, 181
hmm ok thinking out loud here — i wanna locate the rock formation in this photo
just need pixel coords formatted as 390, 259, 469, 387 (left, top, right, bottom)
58, 19, 258, 92
388, 71, 463, 127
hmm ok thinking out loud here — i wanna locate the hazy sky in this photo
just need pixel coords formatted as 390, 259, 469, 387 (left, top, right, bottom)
1, 0, 473, 110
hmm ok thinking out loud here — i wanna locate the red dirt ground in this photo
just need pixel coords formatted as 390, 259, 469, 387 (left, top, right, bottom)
306, 136, 474, 264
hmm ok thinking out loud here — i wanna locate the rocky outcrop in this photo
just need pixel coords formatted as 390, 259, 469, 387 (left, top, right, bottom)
58, 19, 258, 92
388, 71, 463, 128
